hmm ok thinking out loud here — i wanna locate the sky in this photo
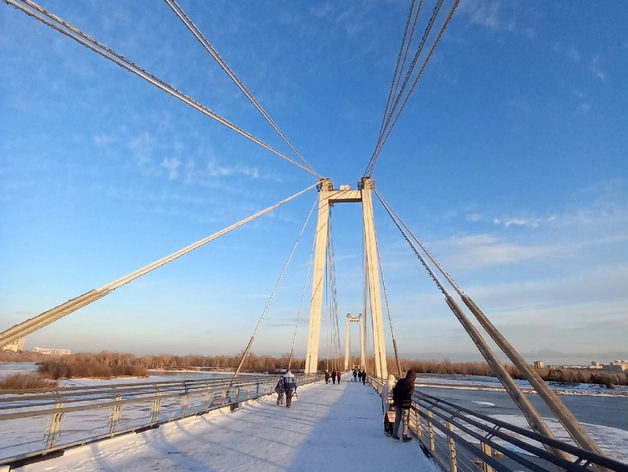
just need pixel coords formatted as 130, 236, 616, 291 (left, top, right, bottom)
1, 0, 627, 365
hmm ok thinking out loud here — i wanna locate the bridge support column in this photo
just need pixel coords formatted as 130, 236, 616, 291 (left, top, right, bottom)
305, 179, 333, 374
359, 314, 366, 370
344, 316, 351, 371
361, 178, 387, 379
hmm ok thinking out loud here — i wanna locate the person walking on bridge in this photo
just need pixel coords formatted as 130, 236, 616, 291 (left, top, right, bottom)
331, 369, 337, 384
324, 369, 330, 384
283, 369, 297, 408
337, 371, 342, 384
381, 374, 396, 436
392, 370, 416, 442
353, 369, 358, 381
274, 374, 285, 405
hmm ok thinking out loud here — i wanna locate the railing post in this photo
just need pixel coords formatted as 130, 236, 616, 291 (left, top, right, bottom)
222, 386, 228, 406
203, 387, 211, 411
45, 400, 64, 449
151, 391, 161, 425
415, 404, 423, 437
447, 421, 458, 472
109, 396, 122, 435
256, 380, 260, 398
481, 442, 494, 472
181, 387, 190, 418
427, 410, 436, 452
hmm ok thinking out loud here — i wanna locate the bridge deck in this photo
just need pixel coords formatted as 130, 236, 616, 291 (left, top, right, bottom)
19, 380, 438, 472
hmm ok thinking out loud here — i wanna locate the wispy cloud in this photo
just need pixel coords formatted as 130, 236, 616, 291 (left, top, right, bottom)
129, 131, 152, 166
94, 134, 114, 147
590, 55, 607, 82
458, 0, 516, 32
161, 157, 180, 180
207, 158, 259, 179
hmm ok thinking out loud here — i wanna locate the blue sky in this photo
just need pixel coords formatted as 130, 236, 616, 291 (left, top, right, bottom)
1, 0, 627, 364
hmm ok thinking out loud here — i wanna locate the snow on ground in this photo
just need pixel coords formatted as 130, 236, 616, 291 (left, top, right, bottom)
16, 381, 439, 472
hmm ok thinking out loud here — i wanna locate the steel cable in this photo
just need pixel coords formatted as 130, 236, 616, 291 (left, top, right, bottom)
230, 194, 318, 385
365, 0, 460, 178
163, 0, 320, 178
4, 0, 317, 177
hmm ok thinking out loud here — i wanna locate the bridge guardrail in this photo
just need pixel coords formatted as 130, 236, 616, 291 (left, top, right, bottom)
0, 373, 320, 467
368, 376, 627, 472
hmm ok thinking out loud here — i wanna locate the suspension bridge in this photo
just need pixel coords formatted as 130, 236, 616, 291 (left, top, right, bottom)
1, 1, 626, 471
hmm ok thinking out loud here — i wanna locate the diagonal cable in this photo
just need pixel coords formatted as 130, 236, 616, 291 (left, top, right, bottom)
0, 182, 318, 347
287, 213, 317, 369
164, 0, 320, 178
230, 195, 318, 385
4, 0, 317, 177
365, 0, 460, 178
374, 0, 461, 162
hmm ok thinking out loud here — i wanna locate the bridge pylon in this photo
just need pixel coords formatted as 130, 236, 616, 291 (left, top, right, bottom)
344, 313, 365, 371
304, 177, 388, 379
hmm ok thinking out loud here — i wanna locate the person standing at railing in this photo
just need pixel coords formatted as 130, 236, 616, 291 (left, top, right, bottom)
283, 369, 297, 408
381, 374, 397, 437
275, 375, 285, 405
392, 369, 416, 442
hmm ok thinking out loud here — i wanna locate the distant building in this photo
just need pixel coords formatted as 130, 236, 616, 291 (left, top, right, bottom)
603, 360, 628, 373
533, 361, 544, 368
33, 347, 71, 356
589, 361, 603, 369
1, 338, 25, 352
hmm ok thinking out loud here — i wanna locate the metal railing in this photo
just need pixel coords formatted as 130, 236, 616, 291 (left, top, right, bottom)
368, 377, 627, 472
0, 373, 320, 467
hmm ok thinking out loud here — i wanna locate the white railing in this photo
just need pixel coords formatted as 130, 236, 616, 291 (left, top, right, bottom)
0, 373, 320, 467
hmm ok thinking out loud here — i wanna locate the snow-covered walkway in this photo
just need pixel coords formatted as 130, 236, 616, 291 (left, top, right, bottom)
17, 380, 438, 472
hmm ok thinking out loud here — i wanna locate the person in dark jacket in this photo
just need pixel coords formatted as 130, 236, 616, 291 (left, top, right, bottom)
361, 370, 366, 385
331, 370, 337, 384
353, 369, 358, 381
324, 370, 330, 384
392, 369, 416, 442
337, 371, 342, 384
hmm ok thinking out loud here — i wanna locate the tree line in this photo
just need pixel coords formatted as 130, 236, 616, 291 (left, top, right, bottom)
2, 350, 625, 386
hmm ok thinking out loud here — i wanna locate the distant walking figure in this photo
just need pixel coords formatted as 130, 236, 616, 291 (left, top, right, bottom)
324, 369, 330, 384
283, 369, 297, 408
337, 371, 342, 384
392, 370, 416, 442
381, 374, 396, 436
331, 370, 337, 384
275, 375, 285, 405
353, 369, 358, 381
361, 370, 366, 385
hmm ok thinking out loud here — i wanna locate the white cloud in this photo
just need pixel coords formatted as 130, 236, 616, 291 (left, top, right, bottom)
207, 158, 259, 179
433, 234, 555, 270
524, 27, 537, 40
458, 0, 516, 32
129, 132, 152, 166
567, 47, 581, 62
590, 55, 607, 82
94, 134, 114, 147
161, 157, 180, 180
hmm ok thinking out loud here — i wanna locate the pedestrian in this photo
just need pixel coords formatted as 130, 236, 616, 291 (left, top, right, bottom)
324, 369, 330, 384
392, 369, 416, 442
275, 374, 285, 405
337, 371, 342, 384
353, 369, 358, 381
283, 369, 297, 408
331, 369, 337, 384
381, 374, 396, 436
362, 370, 366, 385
